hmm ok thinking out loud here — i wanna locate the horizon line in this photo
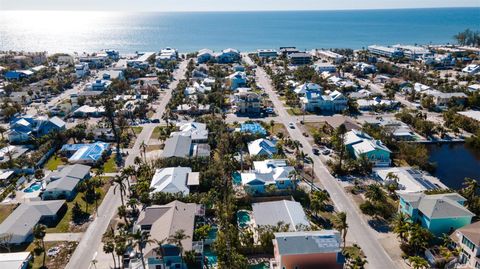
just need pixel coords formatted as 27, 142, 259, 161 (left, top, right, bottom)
2, 6, 479, 13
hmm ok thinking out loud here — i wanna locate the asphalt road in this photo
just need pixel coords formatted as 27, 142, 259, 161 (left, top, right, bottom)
245, 55, 399, 269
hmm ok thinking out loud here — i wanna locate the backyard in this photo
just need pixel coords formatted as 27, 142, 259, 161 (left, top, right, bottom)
44, 155, 66, 171
47, 180, 112, 233
28, 241, 78, 269
0, 204, 17, 223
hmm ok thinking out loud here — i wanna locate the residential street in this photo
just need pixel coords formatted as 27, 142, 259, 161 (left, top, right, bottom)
66, 60, 187, 269
244, 55, 399, 269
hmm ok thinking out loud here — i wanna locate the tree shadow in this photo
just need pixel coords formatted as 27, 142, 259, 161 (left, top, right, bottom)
367, 218, 391, 233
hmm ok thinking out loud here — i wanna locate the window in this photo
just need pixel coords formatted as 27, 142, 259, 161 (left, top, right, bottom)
462, 235, 476, 251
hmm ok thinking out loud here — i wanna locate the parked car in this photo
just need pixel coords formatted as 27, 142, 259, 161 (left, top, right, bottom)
288, 122, 295, 129
312, 147, 320, 155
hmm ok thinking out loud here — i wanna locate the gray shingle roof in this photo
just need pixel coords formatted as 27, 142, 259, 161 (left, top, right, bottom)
400, 192, 474, 219
45, 164, 91, 192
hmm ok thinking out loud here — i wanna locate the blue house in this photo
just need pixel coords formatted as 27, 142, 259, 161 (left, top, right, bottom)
60, 142, 110, 165
240, 123, 267, 136
240, 162, 295, 195
248, 138, 277, 157
227, 71, 247, 90
5, 70, 33, 80
344, 129, 391, 167
8, 115, 66, 143
398, 192, 474, 236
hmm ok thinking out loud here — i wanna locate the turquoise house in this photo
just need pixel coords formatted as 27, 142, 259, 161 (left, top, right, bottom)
344, 129, 391, 167
398, 192, 474, 236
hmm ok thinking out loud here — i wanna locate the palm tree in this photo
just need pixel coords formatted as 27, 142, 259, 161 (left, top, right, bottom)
153, 238, 167, 269
113, 175, 127, 207
33, 224, 47, 269
335, 124, 347, 173
461, 178, 479, 209
365, 184, 386, 203
310, 190, 328, 217
392, 212, 410, 242
408, 256, 428, 269
332, 212, 348, 249
168, 229, 190, 267
140, 141, 147, 162
103, 237, 117, 269
269, 120, 275, 135
130, 230, 154, 269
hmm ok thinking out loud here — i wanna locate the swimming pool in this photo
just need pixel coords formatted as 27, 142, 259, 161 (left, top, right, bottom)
24, 182, 42, 193
237, 210, 251, 228
232, 172, 241, 185
203, 246, 218, 266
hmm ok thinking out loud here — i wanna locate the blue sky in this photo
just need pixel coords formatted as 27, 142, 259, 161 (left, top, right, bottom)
1, 0, 479, 11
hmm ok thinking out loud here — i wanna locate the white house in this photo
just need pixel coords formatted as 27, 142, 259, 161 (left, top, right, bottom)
75, 63, 89, 78
467, 84, 480, 92
170, 122, 209, 142
248, 138, 277, 157
149, 167, 199, 195
462, 64, 480, 75
294, 82, 322, 95
300, 90, 348, 112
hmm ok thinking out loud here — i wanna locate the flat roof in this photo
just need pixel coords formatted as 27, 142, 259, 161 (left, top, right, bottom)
458, 110, 480, 122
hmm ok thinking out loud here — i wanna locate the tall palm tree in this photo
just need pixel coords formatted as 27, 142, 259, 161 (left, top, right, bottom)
168, 230, 190, 267
103, 240, 117, 269
113, 175, 127, 207
140, 141, 147, 163
461, 178, 479, 209
33, 224, 47, 269
365, 184, 386, 203
392, 212, 410, 242
332, 212, 348, 249
130, 230, 154, 269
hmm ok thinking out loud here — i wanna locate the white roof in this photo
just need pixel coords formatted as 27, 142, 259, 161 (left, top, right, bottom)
374, 167, 439, 193
248, 138, 276, 156
0, 252, 31, 269
74, 105, 105, 114
171, 122, 208, 141
150, 167, 191, 194
458, 110, 480, 122
241, 166, 294, 186
294, 83, 321, 95
253, 159, 288, 173
252, 200, 309, 230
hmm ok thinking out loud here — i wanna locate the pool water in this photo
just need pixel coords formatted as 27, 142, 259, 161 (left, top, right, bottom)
203, 247, 218, 266
24, 182, 42, 193
232, 172, 241, 185
207, 226, 218, 240
237, 210, 251, 228
249, 263, 269, 269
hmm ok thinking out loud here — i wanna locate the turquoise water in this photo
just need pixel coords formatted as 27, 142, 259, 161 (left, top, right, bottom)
249, 263, 270, 269
24, 182, 41, 193
204, 247, 218, 266
232, 172, 242, 185
237, 211, 251, 228
207, 226, 218, 240
0, 8, 478, 53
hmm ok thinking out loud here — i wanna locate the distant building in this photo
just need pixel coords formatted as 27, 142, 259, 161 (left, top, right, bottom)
294, 83, 322, 95
232, 91, 262, 115
462, 64, 480, 75
227, 71, 247, 90
156, 47, 178, 67
344, 129, 391, 166
423, 90, 467, 108
197, 48, 214, 63
288, 52, 312, 65
393, 44, 432, 60
73, 105, 105, 118
239, 123, 267, 136
271, 230, 344, 269
4, 70, 33, 80
300, 90, 348, 113
75, 63, 89, 78
314, 63, 337, 73
279, 47, 299, 56
257, 49, 278, 58
313, 50, 345, 64
449, 221, 480, 269
149, 167, 199, 195
398, 192, 474, 236
354, 62, 377, 74
215, 48, 240, 63
368, 45, 404, 58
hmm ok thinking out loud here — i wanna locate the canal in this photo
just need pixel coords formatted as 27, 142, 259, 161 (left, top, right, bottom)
427, 143, 480, 190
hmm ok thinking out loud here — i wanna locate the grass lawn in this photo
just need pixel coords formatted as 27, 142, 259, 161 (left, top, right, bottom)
303, 122, 327, 136
270, 123, 289, 138
103, 155, 117, 173
28, 241, 78, 269
150, 126, 163, 140
47, 181, 112, 233
287, 107, 304, 116
0, 204, 17, 224
131, 126, 143, 135
44, 155, 65, 171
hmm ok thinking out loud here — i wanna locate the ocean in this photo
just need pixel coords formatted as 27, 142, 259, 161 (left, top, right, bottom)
0, 8, 479, 53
